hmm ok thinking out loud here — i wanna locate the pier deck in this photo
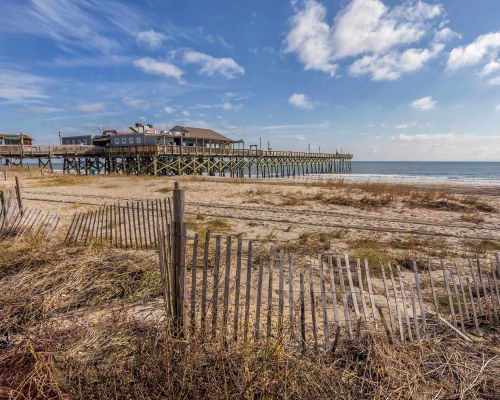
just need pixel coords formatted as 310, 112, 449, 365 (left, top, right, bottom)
0, 144, 353, 177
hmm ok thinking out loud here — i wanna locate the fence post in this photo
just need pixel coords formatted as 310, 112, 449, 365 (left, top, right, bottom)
15, 176, 24, 216
0, 189, 7, 221
173, 181, 186, 336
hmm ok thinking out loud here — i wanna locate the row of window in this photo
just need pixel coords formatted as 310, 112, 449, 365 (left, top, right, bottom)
114, 137, 143, 145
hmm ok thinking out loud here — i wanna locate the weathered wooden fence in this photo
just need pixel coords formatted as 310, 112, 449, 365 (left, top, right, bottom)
159, 228, 500, 350
64, 197, 172, 249
0, 186, 60, 241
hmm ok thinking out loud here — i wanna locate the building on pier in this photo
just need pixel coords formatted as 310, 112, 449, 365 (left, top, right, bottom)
61, 123, 237, 149
0, 133, 33, 145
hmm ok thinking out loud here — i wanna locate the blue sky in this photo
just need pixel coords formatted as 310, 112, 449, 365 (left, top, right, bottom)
0, 0, 499, 160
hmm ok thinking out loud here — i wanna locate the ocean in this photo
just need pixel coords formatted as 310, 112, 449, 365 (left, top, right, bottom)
11, 160, 500, 184
306, 161, 500, 185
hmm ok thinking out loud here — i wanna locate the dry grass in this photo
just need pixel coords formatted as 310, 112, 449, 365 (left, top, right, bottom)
39, 174, 91, 187
0, 237, 499, 399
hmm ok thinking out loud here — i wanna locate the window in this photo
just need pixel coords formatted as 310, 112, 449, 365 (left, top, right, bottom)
122, 138, 126, 144
129, 138, 134, 144
115, 139, 119, 144
136, 137, 142, 144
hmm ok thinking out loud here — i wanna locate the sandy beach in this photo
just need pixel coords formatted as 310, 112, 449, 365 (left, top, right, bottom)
3, 172, 499, 262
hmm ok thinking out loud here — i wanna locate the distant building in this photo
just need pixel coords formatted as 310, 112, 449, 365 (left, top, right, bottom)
0, 133, 33, 145
168, 126, 234, 148
61, 135, 92, 145
61, 123, 236, 148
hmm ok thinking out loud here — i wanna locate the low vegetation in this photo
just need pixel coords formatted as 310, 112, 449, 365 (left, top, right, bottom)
0, 237, 498, 399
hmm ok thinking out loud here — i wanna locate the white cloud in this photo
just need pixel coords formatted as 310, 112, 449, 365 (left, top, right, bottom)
395, 122, 417, 129
164, 106, 175, 113
488, 76, 500, 85
285, 0, 444, 79
182, 111, 190, 116
123, 97, 149, 109
0, 0, 136, 54
350, 44, 443, 80
0, 69, 49, 102
478, 60, 500, 76
495, 104, 500, 112
288, 93, 313, 109
134, 57, 183, 82
183, 50, 244, 79
137, 30, 168, 49
76, 102, 105, 113
222, 102, 242, 111
391, 133, 454, 141
410, 96, 436, 111
434, 27, 461, 43
447, 32, 500, 71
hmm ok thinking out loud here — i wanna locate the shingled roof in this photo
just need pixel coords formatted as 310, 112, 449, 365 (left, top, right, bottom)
170, 126, 233, 142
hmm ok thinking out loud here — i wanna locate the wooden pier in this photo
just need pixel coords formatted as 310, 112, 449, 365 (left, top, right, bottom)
0, 144, 353, 177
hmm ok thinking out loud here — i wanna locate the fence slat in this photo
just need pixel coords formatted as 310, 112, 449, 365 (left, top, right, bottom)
244, 240, 253, 342
344, 254, 360, 319
356, 259, 370, 322
328, 255, 340, 328
441, 261, 457, 326
337, 256, 352, 339
389, 265, 404, 342
201, 230, 211, 334
266, 246, 275, 338
364, 259, 378, 328
381, 264, 393, 330
254, 256, 264, 339
318, 255, 329, 350
278, 249, 285, 340
412, 261, 426, 329
211, 235, 221, 338
190, 233, 199, 335
409, 284, 420, 341
233, 236, 243, 341
466, 277, 480, 333
451, 271, 466, 332
455, 263, 470, 320
309, 263, 318, 352
397, 265, 413, 341
289, 254, 295, 339
468, 259, 483, 315
222, 235, 232, 339
299, 272, 306, 354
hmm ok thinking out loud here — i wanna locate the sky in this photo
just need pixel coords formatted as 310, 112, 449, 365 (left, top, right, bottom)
0, 0, 499, 161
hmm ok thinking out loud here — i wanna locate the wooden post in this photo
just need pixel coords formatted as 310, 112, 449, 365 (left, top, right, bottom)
451, 272, 466, 332
15, 176, 23, 216
0, 190, 7, 222
173, 182, 186, 336
344, 254, 360, 319
455, 263, 470, 320
428, 267, 440, 323
469, 259, 483, 315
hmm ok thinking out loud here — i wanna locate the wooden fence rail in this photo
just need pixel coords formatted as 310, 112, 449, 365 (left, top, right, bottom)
159, 231, 500, 351
64, 197, 172, 249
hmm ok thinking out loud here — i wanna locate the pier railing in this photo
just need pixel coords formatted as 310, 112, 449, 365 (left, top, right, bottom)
0, 144, 352, 159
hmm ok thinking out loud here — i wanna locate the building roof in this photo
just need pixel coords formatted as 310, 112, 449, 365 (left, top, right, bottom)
170, 126, 233, 142
0, 133, 34, 140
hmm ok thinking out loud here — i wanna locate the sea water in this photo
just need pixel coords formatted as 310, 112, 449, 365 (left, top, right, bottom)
305, 161, 500, 185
